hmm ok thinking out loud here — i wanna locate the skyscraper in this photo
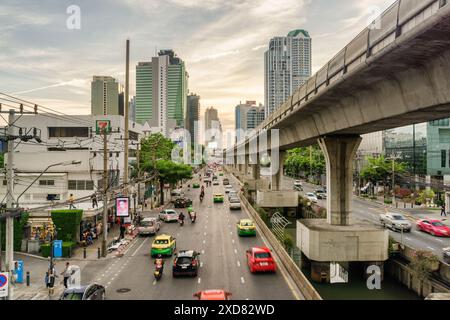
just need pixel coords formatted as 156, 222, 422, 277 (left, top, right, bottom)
235, 101, 265, 142
264, 29, 312, 117
186, 93, 200, 145
204, 107, 222, 145
91, 76, 120, 116
136, 50, 188, 136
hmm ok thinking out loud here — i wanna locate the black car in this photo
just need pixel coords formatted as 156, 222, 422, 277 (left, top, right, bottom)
60, 284, 105, 300
173, 250, 200, 277
174, 197, 193, 208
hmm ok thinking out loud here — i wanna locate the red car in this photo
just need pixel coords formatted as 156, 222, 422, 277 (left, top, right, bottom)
246, 247, 276, 273
193, 290, 232, 300
417, 219, 450, 237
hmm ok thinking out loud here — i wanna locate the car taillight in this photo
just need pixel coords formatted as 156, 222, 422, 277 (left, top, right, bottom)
173, 260, 177, 267
192, 260, 197, 266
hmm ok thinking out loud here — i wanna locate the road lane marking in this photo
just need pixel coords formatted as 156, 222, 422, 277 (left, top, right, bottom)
201, 250, 205, 254
234, 249, 238, 254
427, 246, 436, 251
132, 238, 149, 257
204, 232, 207, 236
198, 277, 201, 284
200, 262, 203, 268
240, 277, 245, 284
237, 261, 240, 267
153, 280, 157, 285
203, 240, 206, 244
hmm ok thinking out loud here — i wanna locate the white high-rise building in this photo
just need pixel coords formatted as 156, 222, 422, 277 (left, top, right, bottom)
264, 29, 312, 117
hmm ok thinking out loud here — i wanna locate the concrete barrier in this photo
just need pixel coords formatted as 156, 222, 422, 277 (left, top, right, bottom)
239, 190, 322, 300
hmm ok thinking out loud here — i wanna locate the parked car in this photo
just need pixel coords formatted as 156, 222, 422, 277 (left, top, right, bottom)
174, 197, 193, 208
229, 197, 241, 210
171, 189, 183, 198
305, 192, 318, 203
416, 219, 450, 237
138, 217, 161, 236
173, 250, 200, 277
193, 290, 232, 300
379, 212, 412, 232
60, 284, 105, 300
159, 209, 179, 222
246, 247, 276, 273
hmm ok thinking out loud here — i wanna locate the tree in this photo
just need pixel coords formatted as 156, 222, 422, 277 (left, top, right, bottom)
155, 160, 192, 203
140, 133, 176, 172
284, 146, 325, 180
0, 153, 4, 168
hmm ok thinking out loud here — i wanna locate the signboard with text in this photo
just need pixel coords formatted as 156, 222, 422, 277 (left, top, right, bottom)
0, 273, 9, 298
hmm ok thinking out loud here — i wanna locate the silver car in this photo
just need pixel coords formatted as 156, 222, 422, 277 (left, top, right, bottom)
138, 217, 161, 236
229, 197, 241, 210
159, 209, 179, 223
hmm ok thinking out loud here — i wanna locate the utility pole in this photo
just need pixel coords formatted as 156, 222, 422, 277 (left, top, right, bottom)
123, 39, 130, 197
309, 146, 313, 182
5, 109, 15, 300
136, 142, 141, 210
102, 128, 108, 257
389, 153, 402, 207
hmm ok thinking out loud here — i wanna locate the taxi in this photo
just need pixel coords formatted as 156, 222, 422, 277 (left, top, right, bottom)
237, 219, 256, 237
151, 234, 176, 257
193, 290, 232, 300
193, 183, 200, 189
213, 193, 224, 203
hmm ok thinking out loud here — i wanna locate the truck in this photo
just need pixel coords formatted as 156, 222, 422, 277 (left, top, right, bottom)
379, 212, 412, 232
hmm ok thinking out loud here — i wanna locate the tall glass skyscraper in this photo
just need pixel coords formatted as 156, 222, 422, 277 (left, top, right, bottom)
91, 76, 119, 116
136, 50, 188, 136
235, 101, 265, 142
186, 93, 200, 145
264, 29, 312, 117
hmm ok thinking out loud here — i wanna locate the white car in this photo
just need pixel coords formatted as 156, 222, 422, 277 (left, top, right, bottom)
229, 197, 241, 210
305, 193, 318, 203
228, 191, 238, 199
380, 212, 412, 232
159, 209, 179, 222
138, 217, 161, 236
213, 180, 220, 186
225, 185, 234, 193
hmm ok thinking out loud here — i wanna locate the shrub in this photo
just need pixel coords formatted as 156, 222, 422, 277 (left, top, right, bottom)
40, 241, 76, 258
51, 209, 83, 242
1, 212, 29, 251
384, 199, 393, 205
409, 250, 440, 280
283, 232, 295, 252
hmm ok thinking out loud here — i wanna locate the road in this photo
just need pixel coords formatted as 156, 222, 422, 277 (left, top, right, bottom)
77, 172, 299, 300
278, 175, 450, 257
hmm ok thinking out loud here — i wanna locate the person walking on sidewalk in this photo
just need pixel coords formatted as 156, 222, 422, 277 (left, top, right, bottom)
69, 194, 76, 209
91, 194, 98, 208
46, 265, 58, 296
61, 262, 71, 288
441, 204, 447, 217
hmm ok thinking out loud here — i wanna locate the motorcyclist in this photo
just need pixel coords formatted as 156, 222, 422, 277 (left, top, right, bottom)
154, 254, 164, 274
190, 210, 197, 222
179, 212, 185, 226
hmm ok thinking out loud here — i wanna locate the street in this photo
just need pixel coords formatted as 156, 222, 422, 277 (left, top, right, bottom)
69, 174, 298, 300
279, 175, 450, 257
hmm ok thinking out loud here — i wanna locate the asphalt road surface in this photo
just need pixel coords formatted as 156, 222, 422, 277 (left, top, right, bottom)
279, 175, 450, 258
78, 173, 300, 300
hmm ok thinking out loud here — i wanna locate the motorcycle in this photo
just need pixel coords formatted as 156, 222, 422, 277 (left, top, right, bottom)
154, 262, 164, 281
199, 193, 204, 203
190, 211, 197, 223
179, 215, 185, 227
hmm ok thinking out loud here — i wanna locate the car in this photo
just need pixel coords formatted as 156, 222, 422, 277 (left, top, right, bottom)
193, 290, 232, 300
315, 189, 327, 199
173, 250, 200, 277
138, 217, 161, 236
219, 173, 224, 176
293, 185, 303, 191
246, 247, 276, 273
229, 197, 241, 210
416, 219, 450, 237
174, 197, 193, 208
193, 183, 200, 189
159, 209, 179, 222
213, 180, 220, 186
171, 189, 183, 198
151, 234, 176, 257
223, 178, 230, 185
379, 212, 412, 232
443, 247, 450, 264
225, 185, 234, 193
60, 284, 105, 300
213, 194, 224, 203
237, 219, 256, 236
213, 175, 218, 181
228, 191, 238, 199
293, 180, 302, 187
305, 192, 318, 203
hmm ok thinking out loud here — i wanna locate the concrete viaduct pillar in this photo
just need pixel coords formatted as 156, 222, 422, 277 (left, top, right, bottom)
318, 135, 362, 226
271, 150, 286, 191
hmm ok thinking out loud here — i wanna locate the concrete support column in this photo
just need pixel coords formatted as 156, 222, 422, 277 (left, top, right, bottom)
244, 153, 249, 177
251, 153, 260, 180
271, 150, 286, 191
318, 135, 362, 226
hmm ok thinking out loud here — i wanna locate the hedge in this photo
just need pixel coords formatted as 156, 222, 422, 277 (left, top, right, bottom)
51, 209, 83, 242
41, 241, 76, 258
0, 212, 29, 251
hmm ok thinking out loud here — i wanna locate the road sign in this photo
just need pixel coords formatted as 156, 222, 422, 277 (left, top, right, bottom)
0, 273, 9, 298
95, 120, 111, 134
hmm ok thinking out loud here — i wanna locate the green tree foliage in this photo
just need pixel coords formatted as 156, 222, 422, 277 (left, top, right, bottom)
140, 133, 176, 172
409, 250, 440, 280
0, 212, 29, 251
284, 146, 325, 178
0, 153, 4, 168
51, 209, 83, 242
155, 160, 192, 203
360, 155, 406, 185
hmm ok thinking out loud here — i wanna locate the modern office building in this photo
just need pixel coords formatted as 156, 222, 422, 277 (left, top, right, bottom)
186, 93, 200, 145
235, 101, 265, 142
135, 50, 188, 136
129, 96, 136, 123
264, 29, 312, 117
204, 107, 222, 146
91, 76, 120, 116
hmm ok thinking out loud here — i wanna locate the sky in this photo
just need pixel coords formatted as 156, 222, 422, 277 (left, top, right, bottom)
0, 0, 395, 131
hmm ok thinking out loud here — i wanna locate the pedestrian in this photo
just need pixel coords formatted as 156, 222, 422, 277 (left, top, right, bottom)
61, 262, 71, 289
120, 223, 126, 239
91, 194, 98, 208
441, 204, 447, 217
69, 194, 76, 209
46, 265, 57, 296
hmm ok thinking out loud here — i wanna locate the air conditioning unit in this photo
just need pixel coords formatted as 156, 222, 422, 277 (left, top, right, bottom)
47, 194, 61, 201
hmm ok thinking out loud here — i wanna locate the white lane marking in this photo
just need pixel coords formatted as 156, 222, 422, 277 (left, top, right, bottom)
200, 262, 203, 268
240, 277, 245, 284
132, 238, 148, 257
435, 239, 444, 243
234, 249, 238, 254
107, 281, 112, 285
203, 240, 206, 244
153, 280, 157, 285
232, 239, 235, 244
230, 231, 233, 235
202, 250, 205, 254
204, 232, 207, 236
427, 246, 436, 251
405, 237, 412, 241
198, 277, 201, 284
237, 261, 241, 267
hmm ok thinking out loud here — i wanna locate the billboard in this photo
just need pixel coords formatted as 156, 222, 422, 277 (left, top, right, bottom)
116, 197, 130, 217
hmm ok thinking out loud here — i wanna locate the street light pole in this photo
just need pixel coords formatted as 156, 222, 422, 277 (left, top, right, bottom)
102, 128, 108, 257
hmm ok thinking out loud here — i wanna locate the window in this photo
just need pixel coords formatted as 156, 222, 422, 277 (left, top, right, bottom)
48, 127, 90, 138
430, 119, 450, 127
39, 180, 55, 186
68, 180, 94, 190
441, 150, 447, 168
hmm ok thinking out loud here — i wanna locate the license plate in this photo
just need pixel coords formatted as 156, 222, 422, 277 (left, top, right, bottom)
182, 266, 188, 269
260, 262, 268, 266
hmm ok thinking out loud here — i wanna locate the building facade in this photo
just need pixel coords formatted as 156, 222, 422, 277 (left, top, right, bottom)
264, 29, 312, 117
135, 50, 188, 137
91, 76, 120, 116
235, 101, 265, 142
204, 107, 222, 146
186, 93, 200, 145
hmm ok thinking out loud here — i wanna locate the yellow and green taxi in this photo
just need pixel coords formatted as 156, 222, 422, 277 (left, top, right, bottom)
151, 234, 176, 257
193, 183, 200, 188
237, 219, 256, 237
213, 193, 224, 203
